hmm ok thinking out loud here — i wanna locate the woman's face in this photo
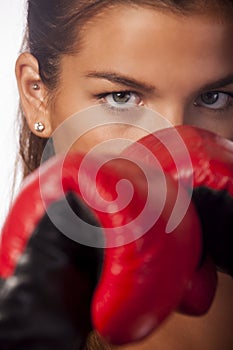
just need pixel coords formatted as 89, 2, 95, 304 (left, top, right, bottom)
36, 6, 233, 152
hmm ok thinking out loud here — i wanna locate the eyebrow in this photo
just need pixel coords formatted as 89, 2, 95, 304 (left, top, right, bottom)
200, 74, 233, 91
85, 71, 233, 93
85, 71, 155, 93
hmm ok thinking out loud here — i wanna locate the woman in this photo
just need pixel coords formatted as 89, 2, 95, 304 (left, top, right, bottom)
4, 0, 233, 349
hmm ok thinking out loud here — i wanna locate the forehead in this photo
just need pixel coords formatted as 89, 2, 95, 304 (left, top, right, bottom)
76, 6, 233, 71
79, 4, 233, 42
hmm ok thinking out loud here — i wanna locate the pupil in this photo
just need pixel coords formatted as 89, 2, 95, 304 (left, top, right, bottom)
113, 92, 131, 103
201, 92, 219, 105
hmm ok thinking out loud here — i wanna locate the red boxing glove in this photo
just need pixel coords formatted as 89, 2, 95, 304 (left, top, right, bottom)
0, 151, 202, 347
124, 125, 233, 275
123, 125, 233, 314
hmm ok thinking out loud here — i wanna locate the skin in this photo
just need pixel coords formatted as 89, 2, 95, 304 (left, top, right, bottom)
15, 5, 233, 350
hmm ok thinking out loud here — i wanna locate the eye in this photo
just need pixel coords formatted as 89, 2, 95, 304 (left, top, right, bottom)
194, 91, 233, 110
103, 91, 142, 110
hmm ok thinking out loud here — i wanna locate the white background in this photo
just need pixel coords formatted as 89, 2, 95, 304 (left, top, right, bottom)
0, 0, 26, 228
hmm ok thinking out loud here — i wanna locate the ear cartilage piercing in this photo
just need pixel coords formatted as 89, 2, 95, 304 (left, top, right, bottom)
32, 83, 40, 90
34, 122, 45, 132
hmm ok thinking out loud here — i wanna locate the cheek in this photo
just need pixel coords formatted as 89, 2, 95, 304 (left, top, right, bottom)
75, 125, 150, 154
47, 74, 96, 132
218, 126, 233, 141
53, 124, 150, 155
184, 111, 233, 141
49, 94, 92, 131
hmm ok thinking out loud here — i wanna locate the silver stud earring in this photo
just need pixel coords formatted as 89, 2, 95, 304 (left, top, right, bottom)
32, 83, 40, 90
34, 122, 45, 132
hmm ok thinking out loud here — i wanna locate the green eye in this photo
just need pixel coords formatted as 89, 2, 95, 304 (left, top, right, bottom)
103, 91, 142, 110
112, 92, 132, 104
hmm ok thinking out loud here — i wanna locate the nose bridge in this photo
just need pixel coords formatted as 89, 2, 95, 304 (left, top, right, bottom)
151, 100, 186, 127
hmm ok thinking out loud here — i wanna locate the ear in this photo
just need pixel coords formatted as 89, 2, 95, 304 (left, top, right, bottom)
15, 52, 52, 138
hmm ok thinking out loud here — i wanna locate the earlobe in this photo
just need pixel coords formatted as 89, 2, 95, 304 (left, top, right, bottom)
15, 52, 52, 138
